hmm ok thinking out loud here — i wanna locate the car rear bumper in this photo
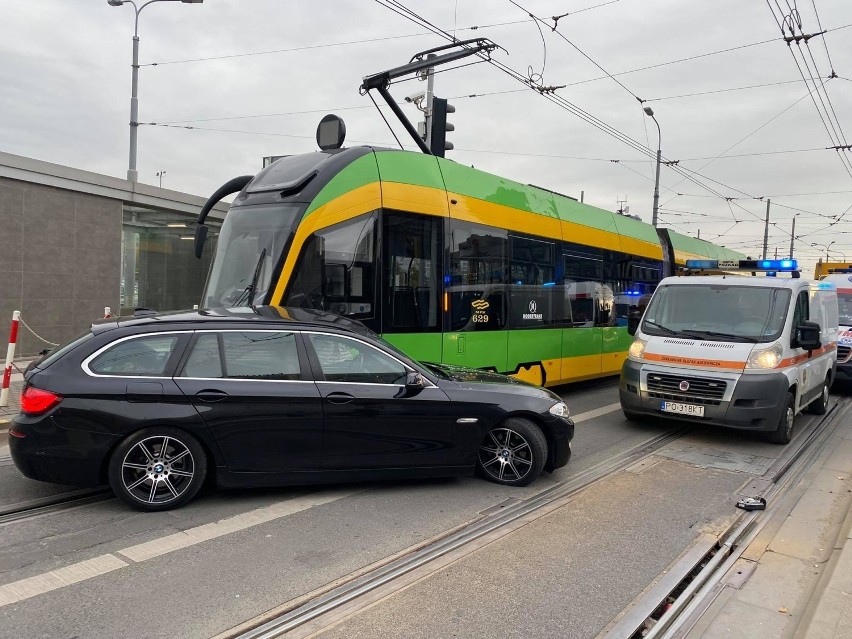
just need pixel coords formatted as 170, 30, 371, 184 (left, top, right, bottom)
9, 414, 118, 487
619, 360, 789, 431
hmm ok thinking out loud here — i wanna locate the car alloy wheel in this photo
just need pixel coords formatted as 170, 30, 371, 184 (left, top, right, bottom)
477, 418, 547, 487
109, 427, 207, 511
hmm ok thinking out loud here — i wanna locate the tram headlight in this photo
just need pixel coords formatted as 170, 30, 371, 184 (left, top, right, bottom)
746, 342, 784, 369
548, 401, 570, 418
628, 338, 648, 360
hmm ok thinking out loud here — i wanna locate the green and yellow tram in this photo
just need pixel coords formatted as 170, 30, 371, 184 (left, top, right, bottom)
195, 143, 744, 388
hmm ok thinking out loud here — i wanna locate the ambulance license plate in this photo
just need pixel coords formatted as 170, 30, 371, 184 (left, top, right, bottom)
660, 401, 704, 417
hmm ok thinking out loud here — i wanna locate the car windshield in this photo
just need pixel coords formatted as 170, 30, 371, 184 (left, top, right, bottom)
838, 291, 852, 325
202, 204, 303, 308
641, 284, 791, 343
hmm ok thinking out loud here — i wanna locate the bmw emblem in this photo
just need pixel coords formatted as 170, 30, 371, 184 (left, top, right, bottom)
679, 380, 690, 392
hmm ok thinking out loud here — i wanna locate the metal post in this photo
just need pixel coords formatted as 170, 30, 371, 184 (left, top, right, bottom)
643, 107, 662, 228
423, 55, 436, 149
652, 148, 661, 227
762, 199, 771, 259
128, 30, 140, 183
1, 310, 21, 407
790, 216, 796, 258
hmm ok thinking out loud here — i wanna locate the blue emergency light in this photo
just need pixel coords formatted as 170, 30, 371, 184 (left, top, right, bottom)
685, 259, 798, 272
684, 260, 718, 269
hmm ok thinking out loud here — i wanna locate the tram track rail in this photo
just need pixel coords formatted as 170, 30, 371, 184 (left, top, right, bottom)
215, 426, 694, 639
0, 487, 113, 525
602, 396, 851, 639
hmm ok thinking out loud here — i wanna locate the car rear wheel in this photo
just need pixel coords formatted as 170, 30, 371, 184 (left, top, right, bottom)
805, 377, 830, 415
108, 427, 207, 511
477, 418, 547, 487
766, 392, 795, 445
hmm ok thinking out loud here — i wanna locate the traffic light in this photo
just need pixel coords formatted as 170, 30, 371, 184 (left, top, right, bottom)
429, 96, 455, 157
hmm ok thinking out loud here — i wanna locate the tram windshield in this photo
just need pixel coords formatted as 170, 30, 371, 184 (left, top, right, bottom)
202, 204, 302, 308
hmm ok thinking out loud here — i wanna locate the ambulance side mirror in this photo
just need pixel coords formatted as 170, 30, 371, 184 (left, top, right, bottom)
796, 320, 821, 351
627, 312, 641, 336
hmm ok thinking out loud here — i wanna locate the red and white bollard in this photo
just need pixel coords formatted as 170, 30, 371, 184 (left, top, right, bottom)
1, 310, 21, 407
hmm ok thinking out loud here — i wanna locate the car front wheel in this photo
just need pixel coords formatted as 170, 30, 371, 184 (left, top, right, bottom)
477, 418, 547, 487
108, 427, 207, 511
766, 392, 795, 445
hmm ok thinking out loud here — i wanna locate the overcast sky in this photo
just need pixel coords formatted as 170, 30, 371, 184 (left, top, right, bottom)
3, 0, 851, 275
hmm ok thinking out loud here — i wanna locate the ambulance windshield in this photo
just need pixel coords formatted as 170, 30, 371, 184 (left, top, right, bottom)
642, 284, 791, 343
838, 292, 852, 325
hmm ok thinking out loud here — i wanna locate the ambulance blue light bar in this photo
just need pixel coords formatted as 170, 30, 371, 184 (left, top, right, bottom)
685, 259, 798, 271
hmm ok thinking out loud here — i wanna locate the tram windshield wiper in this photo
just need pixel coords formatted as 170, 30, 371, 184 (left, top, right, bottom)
232, 248, 266, 308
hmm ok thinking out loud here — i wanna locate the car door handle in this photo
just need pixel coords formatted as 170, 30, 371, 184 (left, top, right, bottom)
195, 389, 229, 403
326, 392, 355, 404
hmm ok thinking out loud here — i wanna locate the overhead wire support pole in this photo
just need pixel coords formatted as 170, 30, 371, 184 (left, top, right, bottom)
360, 38, 498, 155
762, 199, 771, 259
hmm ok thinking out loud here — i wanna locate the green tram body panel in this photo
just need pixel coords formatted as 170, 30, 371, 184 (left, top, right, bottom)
225, 147, 745, 387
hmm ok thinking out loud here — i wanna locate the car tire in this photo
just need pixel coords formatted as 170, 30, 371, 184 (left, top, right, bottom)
476, 417, 547, 487
766, 392, 795, 445
805, 377, 830, 415
108, 427, 207, 511
623, 410, 645, 422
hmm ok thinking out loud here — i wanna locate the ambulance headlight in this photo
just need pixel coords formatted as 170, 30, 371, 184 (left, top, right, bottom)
628, 338, 648, 360
746, 342, 784, 369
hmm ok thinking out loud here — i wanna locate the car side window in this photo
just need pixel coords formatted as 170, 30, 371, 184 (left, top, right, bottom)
89, 335, 179, 376
307, 334, 407, 384
183, 333, 223, 378
221, 332, 301, 380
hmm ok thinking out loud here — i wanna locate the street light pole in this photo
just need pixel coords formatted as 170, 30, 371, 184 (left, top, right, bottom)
156, 170, 166, 187
108, 0, 203, 183
643, 106, 662, 227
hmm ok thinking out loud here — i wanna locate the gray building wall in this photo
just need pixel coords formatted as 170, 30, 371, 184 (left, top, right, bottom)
0, 152, 228, 357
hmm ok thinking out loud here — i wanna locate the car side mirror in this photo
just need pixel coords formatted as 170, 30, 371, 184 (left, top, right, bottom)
627, 313, 640, 336
796, 320, 821, 351
406, 371, 426, 388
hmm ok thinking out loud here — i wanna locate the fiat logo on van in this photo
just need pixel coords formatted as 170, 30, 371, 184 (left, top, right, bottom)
679, 380, 690, 391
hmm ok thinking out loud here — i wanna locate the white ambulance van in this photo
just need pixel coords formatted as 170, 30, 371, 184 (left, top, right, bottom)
820, 270, 852, 383
619, 259, 838, 443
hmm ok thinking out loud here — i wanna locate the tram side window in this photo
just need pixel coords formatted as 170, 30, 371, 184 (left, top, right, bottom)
449, 221, 508, 331
285, 213, 378, 328
563, 250, 603, 327
508, 235, 559, 329
382, 211, 442, 333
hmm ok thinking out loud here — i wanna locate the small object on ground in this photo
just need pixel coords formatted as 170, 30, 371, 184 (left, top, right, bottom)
736, 496, 766, 511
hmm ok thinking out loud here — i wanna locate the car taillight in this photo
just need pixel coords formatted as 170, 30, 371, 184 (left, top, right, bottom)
20, 387, 63, 415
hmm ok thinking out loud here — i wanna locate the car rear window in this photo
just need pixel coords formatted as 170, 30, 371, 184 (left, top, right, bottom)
36, 331, 95, 370
88, 335, 180, 376
180, 331, 301, 380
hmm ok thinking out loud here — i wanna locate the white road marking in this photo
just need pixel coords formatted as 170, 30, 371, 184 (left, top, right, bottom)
0, 554, 127, 607
571, 402, 622, 424
0, 489, 358, 608
117, 489, 359, 563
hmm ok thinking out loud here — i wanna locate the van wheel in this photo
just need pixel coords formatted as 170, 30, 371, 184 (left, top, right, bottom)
623, 410, 645, 422
766, 393, 795, 445
108, 427, 207, 511
805, 378, 830, 415
477, 418, 547, 487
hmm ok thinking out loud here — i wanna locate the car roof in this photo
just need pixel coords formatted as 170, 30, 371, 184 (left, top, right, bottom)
90, 306, 375, 337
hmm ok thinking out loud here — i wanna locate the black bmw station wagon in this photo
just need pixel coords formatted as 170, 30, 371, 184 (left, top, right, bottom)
10, 307, 574, 511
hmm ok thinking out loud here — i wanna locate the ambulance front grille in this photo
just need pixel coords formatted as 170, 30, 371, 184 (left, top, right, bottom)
647, 373, 727, 405
838, 345, 851, 363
